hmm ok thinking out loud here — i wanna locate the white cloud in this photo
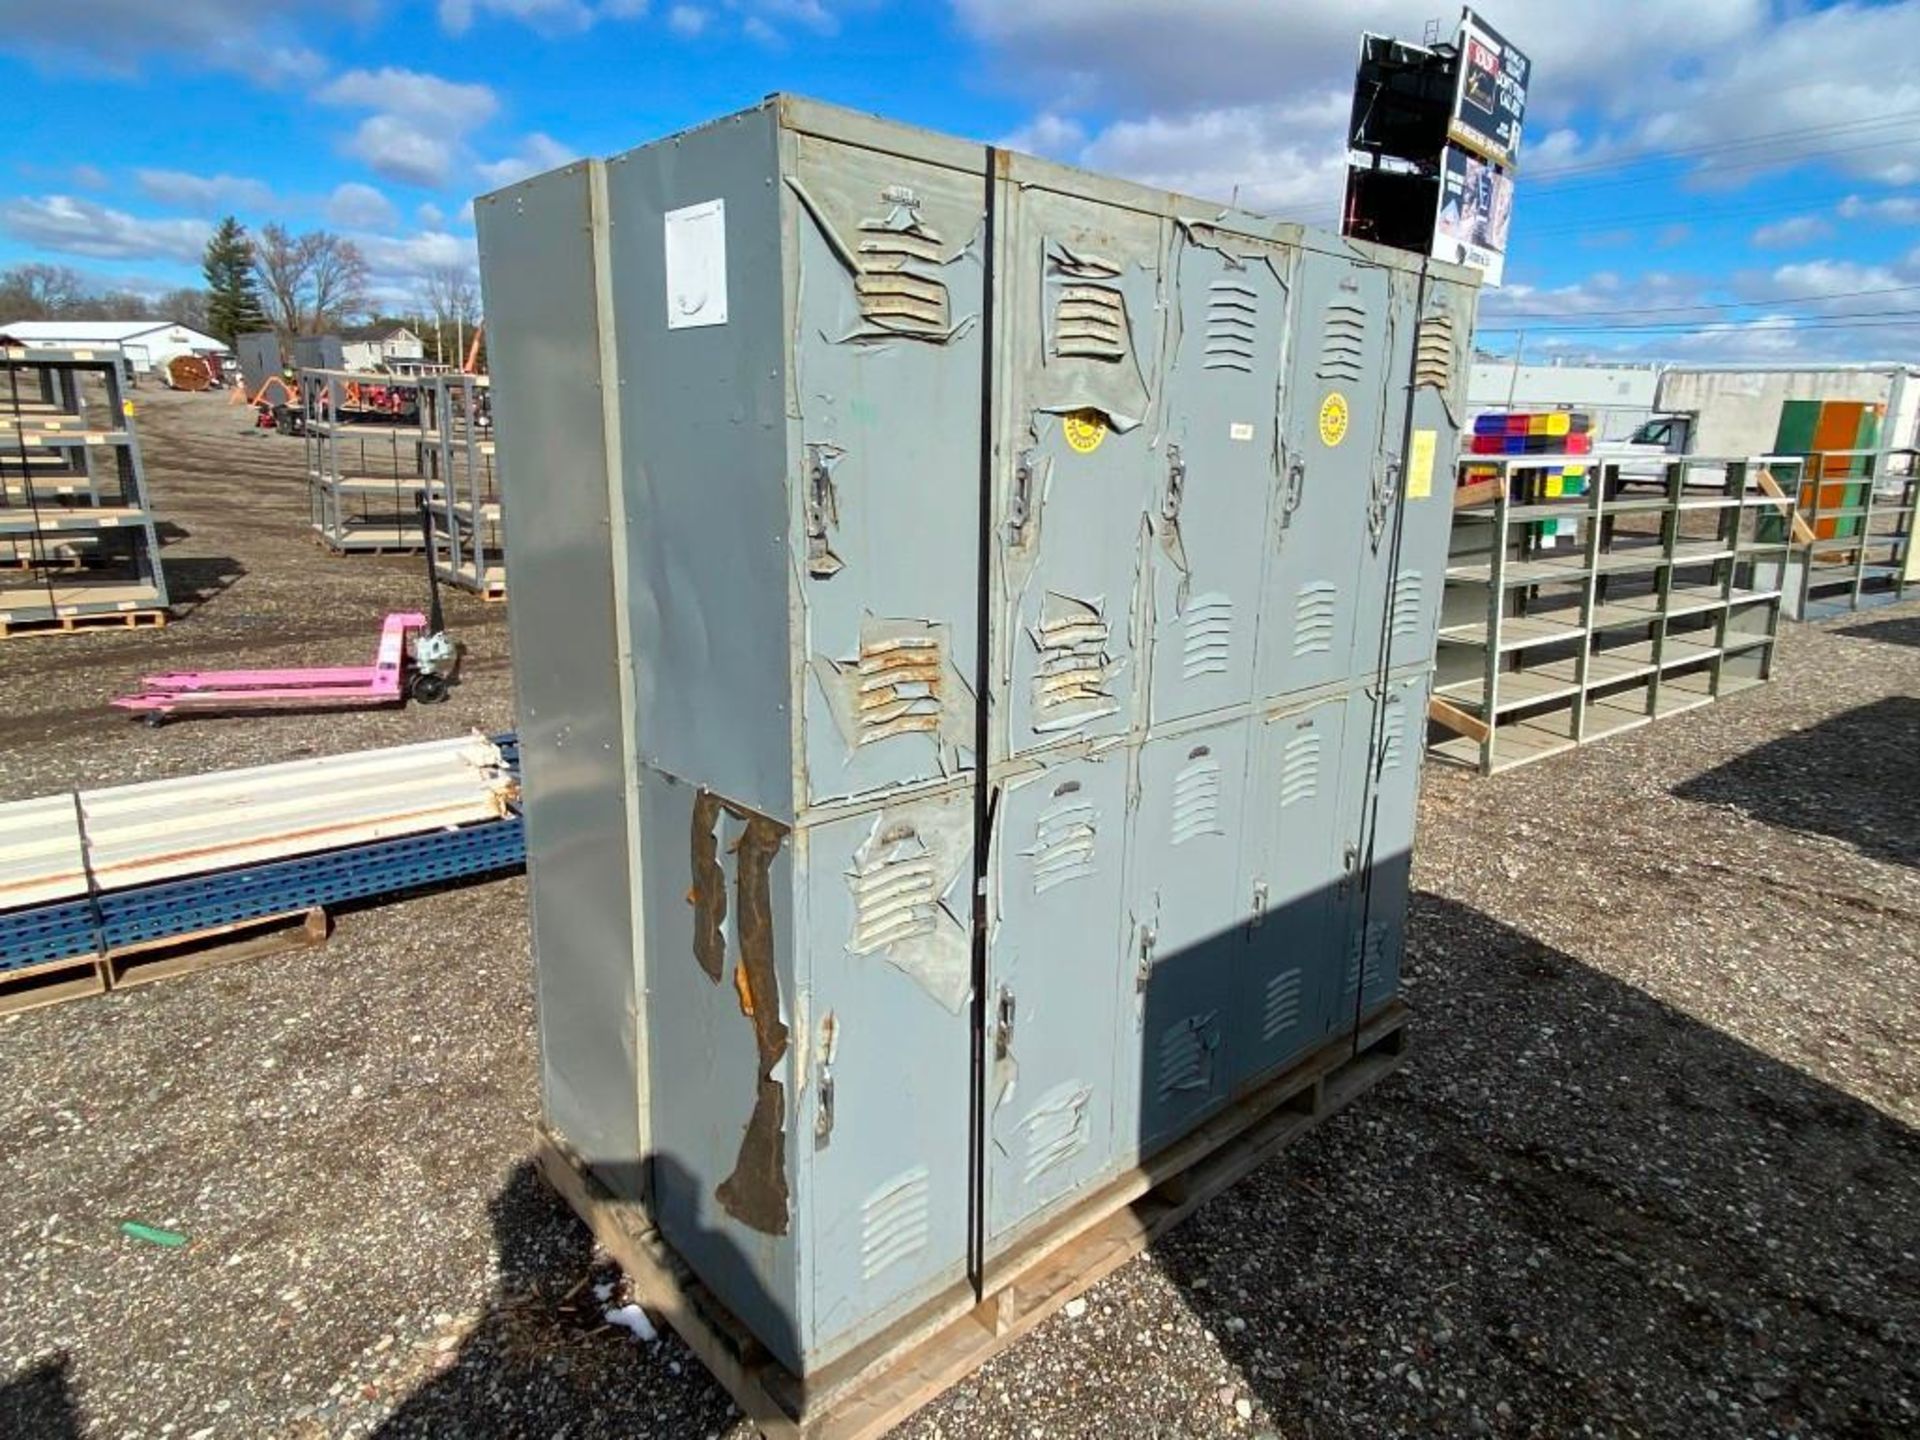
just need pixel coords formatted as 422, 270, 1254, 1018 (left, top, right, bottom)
438, 0, 597, 33
743, 14, 780, 45
69, 164, 109, 190
346, 115, 457, 188
0, 195, 211, 263
135, 169, 275, 214
1001, 112, 1086, 158
315, 67, 499, 131
666, 3, 709, 36
326, 182, 400, 230
1838, 194, 1920, 226
357, 229, 479, 282
475, 132, 579, 189
418, 202, 447, 227
0, 0, 331, 85
1751, 215, 1833, 251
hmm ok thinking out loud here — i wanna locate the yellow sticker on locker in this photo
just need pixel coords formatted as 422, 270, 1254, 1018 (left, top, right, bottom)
1407, 428, 1437, 498
1318, 392, 1349, 448
1062, 409, 1107, 454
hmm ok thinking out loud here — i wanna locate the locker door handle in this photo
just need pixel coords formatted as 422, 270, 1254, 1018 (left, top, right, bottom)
815, 1064, 834, 1148
1247, 881, 1269, 934
805, 444, 843, 579
1009, 450, 1035, 542
1368, 460, 1398, 551
1338, 843, 1359, 896
994, 987, 1017, 1059
1280, 455, 1306, 532
1162, 444, 1186, 523
1135, 925, 1157, 991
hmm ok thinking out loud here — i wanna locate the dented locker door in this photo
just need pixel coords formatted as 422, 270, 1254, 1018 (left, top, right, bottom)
1150, 233, 1291, 726
1233, 693, 1352, 1086
997, 187, 1164, 760
1345, 263, 1420, 678
1125, 718, 1253, 1158
791, 136, 985, 806
1257, 248, 1395, 701
1387, 276, 1476, 671
803, 789, 973, 1356
1334, 672, 1427, 1033
986, 752, 1129, 1242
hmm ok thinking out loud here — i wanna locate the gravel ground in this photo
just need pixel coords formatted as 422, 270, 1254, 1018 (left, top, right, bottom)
2, 389, 1916, 1439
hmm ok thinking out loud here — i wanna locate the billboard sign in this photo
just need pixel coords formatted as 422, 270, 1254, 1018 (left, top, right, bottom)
1432, 143, 1513, 285
1448, 8, 1529, 169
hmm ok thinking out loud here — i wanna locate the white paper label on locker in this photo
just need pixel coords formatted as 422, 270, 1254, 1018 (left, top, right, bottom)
1228, 422, 1254, 442
664, 199, 729, 329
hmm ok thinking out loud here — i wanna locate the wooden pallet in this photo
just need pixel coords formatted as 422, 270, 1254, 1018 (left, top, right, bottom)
0, 906, 330, 1017
0, 608, 167, 640
538, 1001, 1409, 1440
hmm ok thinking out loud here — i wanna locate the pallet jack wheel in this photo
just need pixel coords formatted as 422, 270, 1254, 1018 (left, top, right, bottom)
142, 711, 167, 729
409, 672, 450, 705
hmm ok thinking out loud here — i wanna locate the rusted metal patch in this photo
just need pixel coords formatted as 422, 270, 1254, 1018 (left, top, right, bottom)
812, 616, 976, 769
1029, 592, 1122, 732
690, 791, 728, 984
714, 806, 793, 1236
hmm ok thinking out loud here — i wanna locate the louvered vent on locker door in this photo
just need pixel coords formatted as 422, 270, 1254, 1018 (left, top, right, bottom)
1204, 280, 1258, 372
1055, 283, 1129, 361
854, 221, 951, 337
1415, 313, 1456, 390
856, 630, 943, 745
1316, 298, 1367, 382
1032, 596, 1120, 728
1261, 967, 1304, 1042
1344, 922, 1387, 996
1390, 572, 1423, 639
860, 1166, 930, 1280
1181, 593, 1234, 679
1170, 750, 1224, 845
1156, 1014, 1217, 1098
1030, 790, 1098, 895
848, 830, 939, 953
1023, 1084, 1092, 1184
1379, 694, 1407, 774
1278, 729, 1322, 808
1292, 583, 1339, 657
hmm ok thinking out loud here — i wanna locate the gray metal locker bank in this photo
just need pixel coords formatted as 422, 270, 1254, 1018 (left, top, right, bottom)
477, 96, 1476, 1383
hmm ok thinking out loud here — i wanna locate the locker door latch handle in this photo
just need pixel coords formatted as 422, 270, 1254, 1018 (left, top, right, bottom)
1280, 455, 1306, 532
1009, 450, 1035, 542
1339, 843, 1359, 895
1162, 444, 1186, 523
1135, 925, 1157, 992
805, 443, 843, 579
1248, 880, 1269, 932
994, 987, 1017, 1060
815, 1064, 834, 1148
1368, 460, 1398, 552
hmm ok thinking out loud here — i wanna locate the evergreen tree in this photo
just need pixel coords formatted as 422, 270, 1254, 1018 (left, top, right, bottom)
201, 216, 266, 344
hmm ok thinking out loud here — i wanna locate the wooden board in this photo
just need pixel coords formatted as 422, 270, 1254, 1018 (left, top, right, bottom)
106, 906, 329, 990
0, 952, 108, 1017
0, 607, 166, 639
538, 1003, 1409, 1440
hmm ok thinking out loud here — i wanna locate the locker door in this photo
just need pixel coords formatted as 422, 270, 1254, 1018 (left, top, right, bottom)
997, 187, 1164, 760
1346, 264, 1420, 678
1256, 249, 1394, 701
1388, 275, 1476, 672
1125, 718, 1254, 1157
1149, 235, 1291, 726
791, 137, 986, 806
1334, 672, 1428, 1032
804, 790, 973, 1351
1232, 693, 1353, 1087
986, 752, 1129, 1242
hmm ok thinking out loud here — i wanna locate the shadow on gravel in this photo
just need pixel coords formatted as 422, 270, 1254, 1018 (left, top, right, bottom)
1834, 611, 1920, 651
1671, 695, 1920, 868
161, 554, 245, 616
372, 1160, 736, 1439
1157, 892, 1920, 1437
0, 1353, 85, 1437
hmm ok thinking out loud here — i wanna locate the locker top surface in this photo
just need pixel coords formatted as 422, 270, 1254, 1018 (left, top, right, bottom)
477, 93, 1482, 291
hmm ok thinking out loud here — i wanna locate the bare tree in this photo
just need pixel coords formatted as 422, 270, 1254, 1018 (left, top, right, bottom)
252, 225, 371, 336
419, 263, 480, 364
0, 263, 89, 320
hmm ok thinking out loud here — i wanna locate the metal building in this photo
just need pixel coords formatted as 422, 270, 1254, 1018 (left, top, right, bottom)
477, 96, 1476, 1379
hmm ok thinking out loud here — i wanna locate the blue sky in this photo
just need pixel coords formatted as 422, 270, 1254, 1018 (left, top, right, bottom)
3, 1, 1920, 362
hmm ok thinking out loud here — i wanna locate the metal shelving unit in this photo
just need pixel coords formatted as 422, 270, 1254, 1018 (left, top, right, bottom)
298, 368, 431, 552
420, 374, 504, 599
0, 348, 170, 633
1759, 446, 1915, 619
1431, 455, 1791, 774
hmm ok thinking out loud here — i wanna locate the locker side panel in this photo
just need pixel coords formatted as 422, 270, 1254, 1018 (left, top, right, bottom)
986, 752, 1129, 1243
1390, 273, 1477, 671
640, 769, 807, 1372
788, 135, 987, 807
1232, 693, 1352, 1087
1151, 231, 1291, 727
475, 163, 644, 1183
995, 187, 1164, 762
1125, 718, 1254, 1159
1257, 249, 1393, 700
802, 789, 973, 1365
606, 108, 800, 821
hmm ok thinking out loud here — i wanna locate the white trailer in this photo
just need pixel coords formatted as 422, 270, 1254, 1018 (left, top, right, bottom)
1643, 363, 1920, 456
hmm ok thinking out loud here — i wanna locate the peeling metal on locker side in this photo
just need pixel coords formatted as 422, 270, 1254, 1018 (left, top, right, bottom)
690, 790, 728, 984
843, 801, 971, 1013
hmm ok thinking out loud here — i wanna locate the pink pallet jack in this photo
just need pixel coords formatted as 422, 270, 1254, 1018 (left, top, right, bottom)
111, 611, 457, 725
114, 499, 462, 727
